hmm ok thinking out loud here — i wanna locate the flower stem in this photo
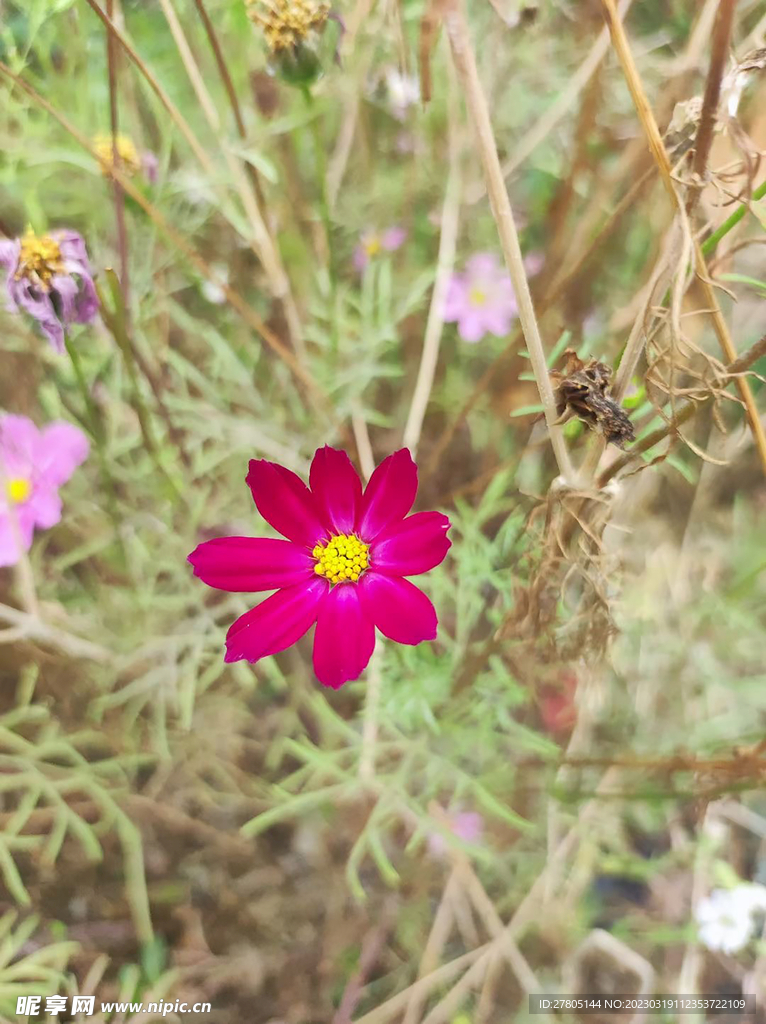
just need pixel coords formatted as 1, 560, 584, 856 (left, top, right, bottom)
359, 644, 383, 782
63, 333, 121, 535
443, 0, 576, 486
302, 87, 339, 353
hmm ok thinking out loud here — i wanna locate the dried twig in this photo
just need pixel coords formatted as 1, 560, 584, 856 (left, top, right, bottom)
403, 59, 462, 455
0, 61, 338, 430
443, 0, 575, 484
599, 0, 766, 477
599, 332, 766, 486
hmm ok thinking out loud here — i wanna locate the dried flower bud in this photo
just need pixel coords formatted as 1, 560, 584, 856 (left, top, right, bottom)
246, 0, 338, 88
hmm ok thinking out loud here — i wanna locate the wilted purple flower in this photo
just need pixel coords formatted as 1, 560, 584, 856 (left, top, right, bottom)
444, 251, 541, 343
353, 227, 407, 272
427, 810, 484, 858
0, 414, 89, 567
0, 229, 99, 354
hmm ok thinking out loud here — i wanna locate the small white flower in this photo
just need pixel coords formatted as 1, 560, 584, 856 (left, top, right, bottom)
732, 883, 766, 917
384, 67, 419, 120
201, 263, 229, 305
695, 884, 766, 954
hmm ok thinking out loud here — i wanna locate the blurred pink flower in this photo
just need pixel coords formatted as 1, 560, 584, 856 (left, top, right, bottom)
427, 810, 484, 857
0, 415, 89, 567
353, 227, 407, 272
141, 151, 159, 185
444, 251, 541, 343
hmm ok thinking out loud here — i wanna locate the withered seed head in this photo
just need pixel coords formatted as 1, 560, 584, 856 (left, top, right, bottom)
246, 0, 330, 53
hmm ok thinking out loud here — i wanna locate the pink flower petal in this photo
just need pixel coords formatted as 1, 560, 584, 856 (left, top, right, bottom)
224, 578, 327, 664
381, 226, 407, 251
457, 309, 487, 343
189, 536, 314, 592
36, 422, 89, 487
0, 508, 35, 567
0, 414, 41, 471
309, 446, 362, 534
357, 448, 417, 542
312, 584, 375, 689
246, 460, 326, 549
29, 488, 63, 530
465, 252, 500, 278
482, 306, 515, 337
0, 238, 20, 271
353, 245, 369, 272
371, 511, 451, 577
358, 573, 437, 645
427, 810, 484, 857
442, 276, 468, 321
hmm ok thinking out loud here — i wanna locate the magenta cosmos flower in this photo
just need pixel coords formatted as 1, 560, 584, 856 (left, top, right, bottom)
443, 252, 519, 343
353, 226, 407, 272
188, 447, 451, 689
0, 229, 98, 353
0, 414, 89, 567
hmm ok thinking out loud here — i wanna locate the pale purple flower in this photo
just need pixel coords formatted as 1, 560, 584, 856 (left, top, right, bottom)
0, 415, 89, 567
444, 251, 542, 344
353, 227, 407, 272
0, 229, 98, 354
427, 810, 484, 858
443, 252, 518, 343
141, 151, 159, 185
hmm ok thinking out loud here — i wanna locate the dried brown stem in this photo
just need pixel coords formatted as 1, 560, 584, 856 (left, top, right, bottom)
691, 0, 737, 190
443, 0, 575, 484
599, 0, 766, 477
0, 61, 337, 428
598, 332, 766, 486
106, 0, 130, 307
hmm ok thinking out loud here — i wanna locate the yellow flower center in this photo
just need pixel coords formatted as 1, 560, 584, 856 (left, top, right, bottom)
247, 0, 330, 52
93, 133, 142, 177
364, 236, 382, 257
5, 477, 31, 504
16, 230, 64, 286
469, 288, 487, 306
312, 533, 369, 584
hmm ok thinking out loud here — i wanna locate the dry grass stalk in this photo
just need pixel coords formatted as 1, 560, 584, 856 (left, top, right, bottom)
599, 0, 766, 477
443, 0, 576, 485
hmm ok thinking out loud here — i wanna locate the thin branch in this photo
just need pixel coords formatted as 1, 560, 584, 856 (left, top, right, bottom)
598, 332, 766, 486
0, 603, 112, 662
443, 0, 576, 485
192, 0, 247, 139
155, 0, 306, 359
599, 0, 766, 477
485, 0, 635, 199
0, 60, 337, 427
691, 0, 738, 191
403, 58, 461, 456
106, 0, 130, 307
82, 0, 218, 176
